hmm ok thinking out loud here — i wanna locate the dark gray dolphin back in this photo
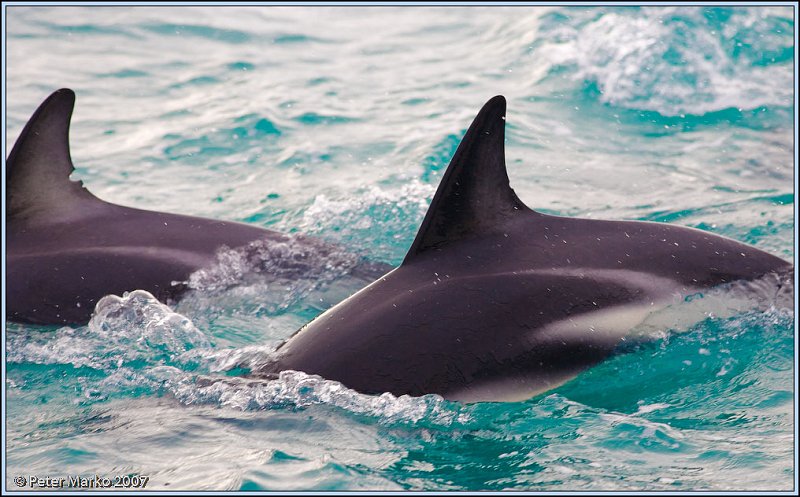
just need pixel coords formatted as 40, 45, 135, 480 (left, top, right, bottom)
6, 89, 397, 325
405, 96, 531, 262
260, 94, 792, 402
7, 88, 101, 223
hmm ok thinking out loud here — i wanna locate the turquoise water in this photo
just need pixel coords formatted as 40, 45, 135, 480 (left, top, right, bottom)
5, 6, 795, 491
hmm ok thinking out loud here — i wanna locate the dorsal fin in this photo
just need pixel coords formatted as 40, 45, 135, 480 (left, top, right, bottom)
403, 96, 531, 263
6, 89, 99, 222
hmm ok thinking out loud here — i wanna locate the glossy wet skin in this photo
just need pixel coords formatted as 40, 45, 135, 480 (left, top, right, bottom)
7, 200, 278, 324
256, 96, 792, 402
263, 212, 790, 401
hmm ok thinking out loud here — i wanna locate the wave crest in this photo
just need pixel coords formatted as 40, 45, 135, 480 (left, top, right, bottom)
536, 7, 793, 115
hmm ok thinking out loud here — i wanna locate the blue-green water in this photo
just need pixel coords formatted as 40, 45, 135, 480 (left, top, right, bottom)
4, 6, 795, 491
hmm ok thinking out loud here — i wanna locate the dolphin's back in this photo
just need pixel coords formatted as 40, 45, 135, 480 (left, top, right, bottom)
6, 90, 273, 324
259, 96, 793, 402
7, 205, 278, 324
267, 263, 666, 399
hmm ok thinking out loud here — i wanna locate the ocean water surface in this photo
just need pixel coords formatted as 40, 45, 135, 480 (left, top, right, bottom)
4, 6, 796, 491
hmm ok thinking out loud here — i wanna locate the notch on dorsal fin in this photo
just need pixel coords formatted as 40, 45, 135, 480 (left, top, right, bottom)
6, 88, 99, 221
403, 96, 532, 264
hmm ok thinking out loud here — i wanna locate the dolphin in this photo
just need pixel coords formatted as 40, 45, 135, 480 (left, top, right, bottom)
6, 89, 388, 325
253, 95, 794, 403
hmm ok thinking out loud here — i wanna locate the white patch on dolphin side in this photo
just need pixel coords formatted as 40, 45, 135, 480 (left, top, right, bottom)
448, 299, 672, 403
447, 269, 792, 403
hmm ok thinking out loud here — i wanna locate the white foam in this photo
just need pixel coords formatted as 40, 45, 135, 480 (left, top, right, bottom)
294, 180, 434, 262
536, 7, 793, 115
186, 236, 362, 293
176, 235, 388, 322
7, 290, 210, 370
166, 370, 470, 427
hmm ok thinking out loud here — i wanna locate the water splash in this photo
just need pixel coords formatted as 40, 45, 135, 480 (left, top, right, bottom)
175, 236, 388, 325
295, 181, 435, 263
8, 291, 468, 429
536, 7, 793, 115
7, 290, 209, 371
185, 237, 362, 293
167, 370, 470, 428
90, 290, 211, 355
